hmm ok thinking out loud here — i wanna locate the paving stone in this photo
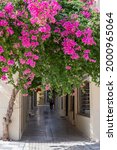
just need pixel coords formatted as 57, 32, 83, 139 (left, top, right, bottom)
0, 106, 100, 150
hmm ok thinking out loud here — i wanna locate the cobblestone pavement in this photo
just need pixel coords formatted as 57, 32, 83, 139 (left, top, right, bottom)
0, 105, 100, 150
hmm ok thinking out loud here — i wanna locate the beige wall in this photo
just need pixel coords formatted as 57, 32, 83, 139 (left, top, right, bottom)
57, 81, 100, 142
75, 82, 100, 141
90, 82, 100, 141
74, 87, 91, 138
76, 115, 90, 137
0, 80, 29, 140
0, 80, 21, 140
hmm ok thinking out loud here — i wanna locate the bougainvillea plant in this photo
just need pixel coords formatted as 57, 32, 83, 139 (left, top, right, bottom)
0, 0, 100, 95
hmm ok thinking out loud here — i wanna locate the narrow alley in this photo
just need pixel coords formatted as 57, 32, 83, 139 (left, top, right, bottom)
0, 105, 99, 150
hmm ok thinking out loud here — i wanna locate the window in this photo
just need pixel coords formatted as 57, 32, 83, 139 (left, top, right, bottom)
79, 81, 90, 117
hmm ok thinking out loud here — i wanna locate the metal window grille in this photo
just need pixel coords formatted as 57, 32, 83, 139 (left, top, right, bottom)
79, 81, 90, 117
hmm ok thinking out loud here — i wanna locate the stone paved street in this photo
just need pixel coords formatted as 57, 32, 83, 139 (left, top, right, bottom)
0, 106, 100, 150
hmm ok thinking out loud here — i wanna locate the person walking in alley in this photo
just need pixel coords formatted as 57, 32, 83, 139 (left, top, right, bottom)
49, 100, 54, 110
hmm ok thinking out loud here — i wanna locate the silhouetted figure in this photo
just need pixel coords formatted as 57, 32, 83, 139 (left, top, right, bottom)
50, 100, 54, 110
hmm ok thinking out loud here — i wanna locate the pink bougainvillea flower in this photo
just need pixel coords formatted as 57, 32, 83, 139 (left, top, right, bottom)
76, 30, 82, 38
84, 49, 90, 54
0, 30, 4, 37
71, 14, 78, 19
10, 13, 17, 19
93, 8, 100, 13
0, 11, 5, 18
10, 51, 13, 55
26, 59, 36, 68
30, 61, 36, 68
0, 20, 8, 26
29, 72, 35, 80
62, 21, 79, 34
62, 38, 77, 56
30, 17, 37, 25
66, 66, 71, 70
82, 6, 89, 11
24, 84, 28, 90
82, 36, 96, 45
21, 30, 29, 37
7, 60, 15, 66
61, 31, 69, 37
23, 69, 31, 75
38, 24, 51, 33
41, 34, 50, 41
21, 37, 31, 48
83, 50, 90, 60
86, 0, 94, 6
83, 53, 89, 60
4, 2, 14, 13
83, 27, 93, 36
24, 51, 33, 57
22, 94, 28, 97
39, 26, 48, 33
0, 46, 4, 54
54, 27, 61, 33
13, 43, 20, 49
1, 75, 7, 81
20, 59, 26, 65
71, 53, 80, 60
81, 11, 91, 19
63, 21, 74, 31
33, 54, 39, 60
0, 56, 6, 62
2, 67, 9, 72
31, 35, 37, 41
89, 59, 96, 63
31, 41, 39, 48
26, 81, 31, 85
75, 46, 81, 51
7, 27, 14, 35
27, 0, 61, 25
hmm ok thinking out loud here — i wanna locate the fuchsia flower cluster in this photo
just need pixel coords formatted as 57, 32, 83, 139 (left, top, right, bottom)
0, 0, 98, 93
0, 0, 62, 92
54, 19, 96, 63
27, 0, 61, 25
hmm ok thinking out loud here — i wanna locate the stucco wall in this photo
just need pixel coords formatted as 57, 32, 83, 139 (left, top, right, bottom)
55, 82, 100, 141
74, 87, 91, 138
75, 82, 100, 141
0, 80, 21, 140
0, 80, 29, 140
75, 115, 90, 137
90, 82, 100, 141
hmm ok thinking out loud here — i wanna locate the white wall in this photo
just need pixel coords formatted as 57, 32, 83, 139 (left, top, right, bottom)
74, 87, 91, 138
0, 80, 29, 140
90, 82, 100, 141
0, 80, 21, 140
76, 115, 90, 137
55, 82, 100, 141
75, 82, 100, 141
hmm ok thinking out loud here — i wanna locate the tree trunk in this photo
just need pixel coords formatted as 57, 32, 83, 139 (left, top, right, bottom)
2, 88, 19, 141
